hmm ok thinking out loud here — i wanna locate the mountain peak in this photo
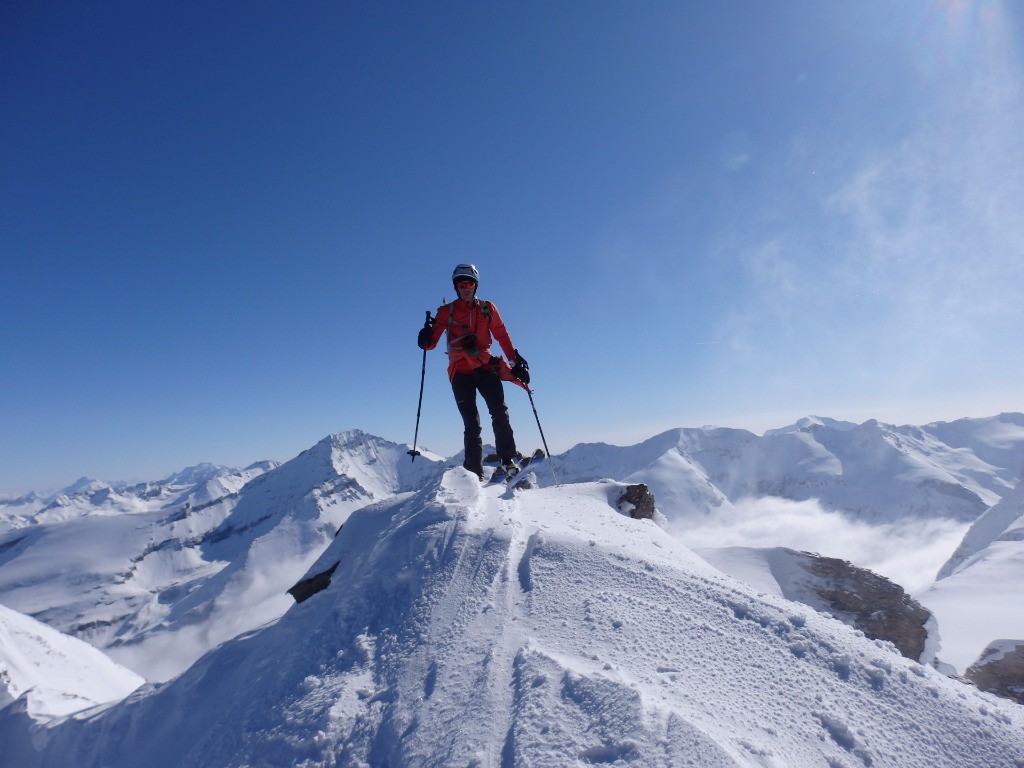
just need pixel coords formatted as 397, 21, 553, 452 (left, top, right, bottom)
764, 416, 859, 436
5, 469, 1022, 765
160, 462, 233, 486
60, 476, 107, 496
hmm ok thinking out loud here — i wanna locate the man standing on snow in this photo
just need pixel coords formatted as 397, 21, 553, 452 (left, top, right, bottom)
417, 263, 530, 480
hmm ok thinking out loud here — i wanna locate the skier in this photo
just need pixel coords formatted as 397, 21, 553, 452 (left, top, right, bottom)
417, 263, 530, 480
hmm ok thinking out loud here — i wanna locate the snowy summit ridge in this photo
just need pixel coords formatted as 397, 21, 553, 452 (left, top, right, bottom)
2, 414, 1024, 765
2, 467, 1022, 766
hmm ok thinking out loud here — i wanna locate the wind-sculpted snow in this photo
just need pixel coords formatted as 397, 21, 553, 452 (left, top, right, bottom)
4, 470, 1022, 767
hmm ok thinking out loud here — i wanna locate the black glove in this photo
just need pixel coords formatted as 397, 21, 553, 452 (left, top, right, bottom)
511, 350, 530, 384
417, 326, 433, 349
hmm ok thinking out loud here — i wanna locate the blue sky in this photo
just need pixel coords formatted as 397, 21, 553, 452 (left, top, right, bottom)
3, 1, 1023, 494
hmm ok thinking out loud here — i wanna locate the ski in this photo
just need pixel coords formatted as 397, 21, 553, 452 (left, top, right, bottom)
488, 449, 545, 487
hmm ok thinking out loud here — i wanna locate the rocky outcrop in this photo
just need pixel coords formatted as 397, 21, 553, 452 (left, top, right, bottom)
287, 561, 339, 604
782, 550, 932, 661
617, 484, 656, 519
965, 641, 1024, 705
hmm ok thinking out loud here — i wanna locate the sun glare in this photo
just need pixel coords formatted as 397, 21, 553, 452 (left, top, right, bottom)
911, 0, 1017, 81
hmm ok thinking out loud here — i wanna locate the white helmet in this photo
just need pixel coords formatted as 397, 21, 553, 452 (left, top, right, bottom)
452, 263, 480, 284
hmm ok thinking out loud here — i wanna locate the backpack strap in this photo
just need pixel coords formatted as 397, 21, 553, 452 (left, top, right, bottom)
446, 299, 491, 335
445, 300, 455, 352
445, 299, 491, 356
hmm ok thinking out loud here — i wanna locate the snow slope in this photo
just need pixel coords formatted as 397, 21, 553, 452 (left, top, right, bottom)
0, 603, 144, 722
3, 469, 1022, 767
553, 414, 1024, 525
3, 415, 1024, 690
0, 432, 445, 682
918, 477, 1024, 673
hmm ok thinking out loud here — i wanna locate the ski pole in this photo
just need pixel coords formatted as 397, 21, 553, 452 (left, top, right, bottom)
526, 388, 558, 486
408, 311, 432, 461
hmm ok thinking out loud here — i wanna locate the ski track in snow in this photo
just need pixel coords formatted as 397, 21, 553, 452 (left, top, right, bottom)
6, 469, 1019, 767
350, 473, 1018, 767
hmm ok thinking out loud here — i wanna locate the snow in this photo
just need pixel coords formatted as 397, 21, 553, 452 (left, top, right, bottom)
553, 418, 1014, 525
925, 413, 1024, 472
2, 415, 1024, 765
3, 468, 1022, 766
679, 496, 969, 595
763, 415, 859, 435
937, 476, 1024, 579
918, 477, 1024, 673
0, 603, 144, 722
695, 545, 795, 598
0, 432, 445, 683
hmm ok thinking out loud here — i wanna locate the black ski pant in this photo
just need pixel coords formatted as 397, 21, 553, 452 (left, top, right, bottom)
451, 368, 517, 476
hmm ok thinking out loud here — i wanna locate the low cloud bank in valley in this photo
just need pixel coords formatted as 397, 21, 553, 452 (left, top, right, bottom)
674, 496, 968, 595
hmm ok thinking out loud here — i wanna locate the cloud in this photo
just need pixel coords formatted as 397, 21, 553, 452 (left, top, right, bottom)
674, 496, 969, 595
706, 24, 1024, 418
826, 77, 1024, 326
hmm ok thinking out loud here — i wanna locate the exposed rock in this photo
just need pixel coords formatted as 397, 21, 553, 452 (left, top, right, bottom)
741, 548, 933, 663
617, 484, 656, 519
965, 640, 1024, 705
700, 546, 934, 663
287, 561, 340, 604
778, 550, 932, 661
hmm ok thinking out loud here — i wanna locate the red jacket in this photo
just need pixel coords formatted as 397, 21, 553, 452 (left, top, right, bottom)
424, 298, 519, 382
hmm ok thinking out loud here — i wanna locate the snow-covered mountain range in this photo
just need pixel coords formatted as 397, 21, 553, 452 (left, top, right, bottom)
2, 414, 1023, 765
553, 414, 1024, 524
0, 432, 443, 682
